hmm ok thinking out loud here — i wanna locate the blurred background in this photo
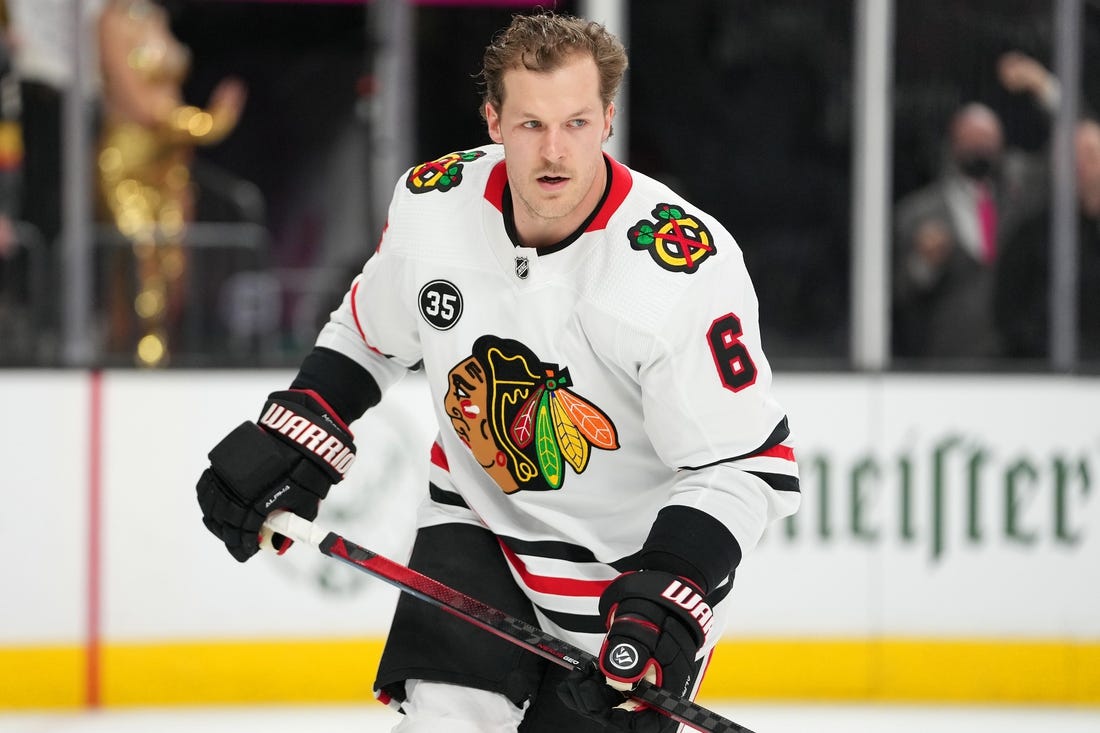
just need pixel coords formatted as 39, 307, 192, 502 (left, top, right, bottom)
0, 0, 1097, 371
1, 0, 1099, 729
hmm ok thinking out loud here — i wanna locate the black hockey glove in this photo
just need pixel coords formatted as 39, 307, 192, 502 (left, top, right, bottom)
559, 571, 709, 733
196, 389, 356, 562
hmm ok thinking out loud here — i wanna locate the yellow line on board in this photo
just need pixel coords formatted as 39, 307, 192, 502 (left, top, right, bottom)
2, 638, 1098, 709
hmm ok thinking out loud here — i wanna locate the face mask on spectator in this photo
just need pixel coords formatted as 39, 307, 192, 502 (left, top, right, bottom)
957, 153, 999, 180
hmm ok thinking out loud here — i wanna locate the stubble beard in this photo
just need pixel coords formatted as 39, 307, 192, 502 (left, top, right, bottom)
513, 167, 586, 227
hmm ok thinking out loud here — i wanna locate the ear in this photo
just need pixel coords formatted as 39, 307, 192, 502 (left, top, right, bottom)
602, 102, 616, 141
486, 103, 503, 144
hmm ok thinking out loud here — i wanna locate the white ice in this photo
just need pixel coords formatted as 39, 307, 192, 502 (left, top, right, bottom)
1, 702, 1099, 733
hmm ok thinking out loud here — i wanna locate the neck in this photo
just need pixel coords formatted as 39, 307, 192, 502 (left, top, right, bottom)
512, 157, 609, 249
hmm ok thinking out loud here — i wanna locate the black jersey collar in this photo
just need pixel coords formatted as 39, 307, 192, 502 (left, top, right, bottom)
485, 153, 633, 255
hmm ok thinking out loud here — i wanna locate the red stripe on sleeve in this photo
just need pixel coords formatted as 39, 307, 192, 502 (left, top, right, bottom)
348, 280, 386, 357
350, 280, 368, 342
753, 443, 796, 462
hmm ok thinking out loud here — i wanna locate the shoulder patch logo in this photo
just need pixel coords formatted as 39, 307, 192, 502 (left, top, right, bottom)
444, 335, 619, 495
419, 279, 463, 330
406, 150, 487, 194
628, 203, 716, 273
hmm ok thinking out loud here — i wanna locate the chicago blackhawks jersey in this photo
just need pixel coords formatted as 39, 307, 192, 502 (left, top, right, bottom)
314, 144, 800, 653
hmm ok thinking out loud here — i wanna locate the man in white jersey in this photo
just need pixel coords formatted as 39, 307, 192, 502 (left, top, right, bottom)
196, 11, 800, 733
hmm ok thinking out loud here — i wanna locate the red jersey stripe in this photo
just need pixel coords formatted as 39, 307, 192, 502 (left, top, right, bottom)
430, 442, 449, 471
498, 541, 612, 598
349, 280, 386, 356
753, 443, 796, 462
350, 281, 368, 342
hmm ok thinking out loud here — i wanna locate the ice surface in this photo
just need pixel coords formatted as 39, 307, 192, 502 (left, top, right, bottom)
1, 702, 1099, 733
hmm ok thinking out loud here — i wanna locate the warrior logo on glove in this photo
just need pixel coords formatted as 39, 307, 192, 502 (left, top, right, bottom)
259, 401, 356, 477
660, 578, 715, 636
608, 643, 641, 671
196, 389, 358, 562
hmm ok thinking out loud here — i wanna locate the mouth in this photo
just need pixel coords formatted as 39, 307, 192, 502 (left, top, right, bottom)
537, 174, 569, 189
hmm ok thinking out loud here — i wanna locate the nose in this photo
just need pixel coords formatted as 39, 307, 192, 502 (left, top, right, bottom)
541, 127, 565, 162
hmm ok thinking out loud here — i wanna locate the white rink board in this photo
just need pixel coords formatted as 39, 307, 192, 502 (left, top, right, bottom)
1, 370, 1098, 644
0, 371, 89, 644
101, 370, 435, 640
744, 373, 1100, 638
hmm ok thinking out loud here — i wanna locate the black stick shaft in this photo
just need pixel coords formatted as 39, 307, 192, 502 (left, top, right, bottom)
317, 532, 756, 733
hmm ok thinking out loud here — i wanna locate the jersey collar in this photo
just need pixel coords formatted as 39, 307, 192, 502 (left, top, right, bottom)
484, 153, 634, 255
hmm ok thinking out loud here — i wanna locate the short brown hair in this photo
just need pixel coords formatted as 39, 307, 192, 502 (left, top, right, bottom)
479, 11, 628, 120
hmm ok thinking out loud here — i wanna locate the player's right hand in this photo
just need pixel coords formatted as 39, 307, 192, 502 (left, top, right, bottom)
195, 390, 356, 562
558, 571, 708, 732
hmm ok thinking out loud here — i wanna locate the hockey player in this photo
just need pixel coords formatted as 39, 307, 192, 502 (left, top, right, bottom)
196, 11, 800, 733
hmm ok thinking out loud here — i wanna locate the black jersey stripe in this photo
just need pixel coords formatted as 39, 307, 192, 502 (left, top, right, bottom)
747, 470, 801, 493
533, 604, 606, 635
498, 534, 647, 572
731, 416, 791, 460
531, 579, 735, 636
680, 416, 792, 470
428, 482, 470, 508
498, 535, 601, 563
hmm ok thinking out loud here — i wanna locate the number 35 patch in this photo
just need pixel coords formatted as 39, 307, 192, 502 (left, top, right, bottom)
419, 279, 464, 330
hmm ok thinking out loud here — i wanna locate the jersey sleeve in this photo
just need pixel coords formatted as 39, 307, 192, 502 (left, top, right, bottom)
314, 176, 422, 395
639, 238, 800, 563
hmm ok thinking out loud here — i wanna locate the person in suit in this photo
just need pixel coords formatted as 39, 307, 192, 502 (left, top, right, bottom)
994, 118, 1100, 362
892, 102, 1045, 361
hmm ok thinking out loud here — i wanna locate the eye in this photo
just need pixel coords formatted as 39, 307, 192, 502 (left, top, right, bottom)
568, 119, 588, 128
522, 120, 541, 129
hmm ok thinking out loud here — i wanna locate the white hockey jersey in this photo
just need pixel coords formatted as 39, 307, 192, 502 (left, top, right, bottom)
315, 145, 800, 652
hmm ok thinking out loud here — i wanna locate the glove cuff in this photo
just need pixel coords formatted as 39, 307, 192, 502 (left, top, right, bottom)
600, 570, 711, 648
258, 389, 357, 483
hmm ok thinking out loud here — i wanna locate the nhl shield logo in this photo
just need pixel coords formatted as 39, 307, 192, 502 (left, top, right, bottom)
514, 256, 530, 279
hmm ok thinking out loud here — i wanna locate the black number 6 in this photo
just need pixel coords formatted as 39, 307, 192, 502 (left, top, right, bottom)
707, 314, 758, 392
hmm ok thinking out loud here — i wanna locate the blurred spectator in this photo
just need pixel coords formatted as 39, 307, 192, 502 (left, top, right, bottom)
627, 1, 852, 361
6, 0, 103, 246
994, 118, 1100, 361
997, 50, 1061, 115
0, 3, 28, 360
892, 101, 1046, 361
0, 3, 19, 260
4, 0, 104, 353
96, 0, 245, 367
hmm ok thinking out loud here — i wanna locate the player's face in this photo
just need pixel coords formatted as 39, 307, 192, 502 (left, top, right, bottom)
485, 53, 614, 247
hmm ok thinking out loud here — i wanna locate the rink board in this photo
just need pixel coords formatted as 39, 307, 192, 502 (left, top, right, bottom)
1, 370, 1097, 708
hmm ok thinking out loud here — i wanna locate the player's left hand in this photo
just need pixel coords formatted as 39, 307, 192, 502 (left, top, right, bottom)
558, 570, 709, 732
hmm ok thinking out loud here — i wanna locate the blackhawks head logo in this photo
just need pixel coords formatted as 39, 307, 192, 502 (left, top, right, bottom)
406, 150, 487, 194
628, 203, 715, 273
444, 335, 619, 494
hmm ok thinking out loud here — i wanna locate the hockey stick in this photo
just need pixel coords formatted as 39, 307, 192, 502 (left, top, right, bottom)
260, 511, 756, 733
